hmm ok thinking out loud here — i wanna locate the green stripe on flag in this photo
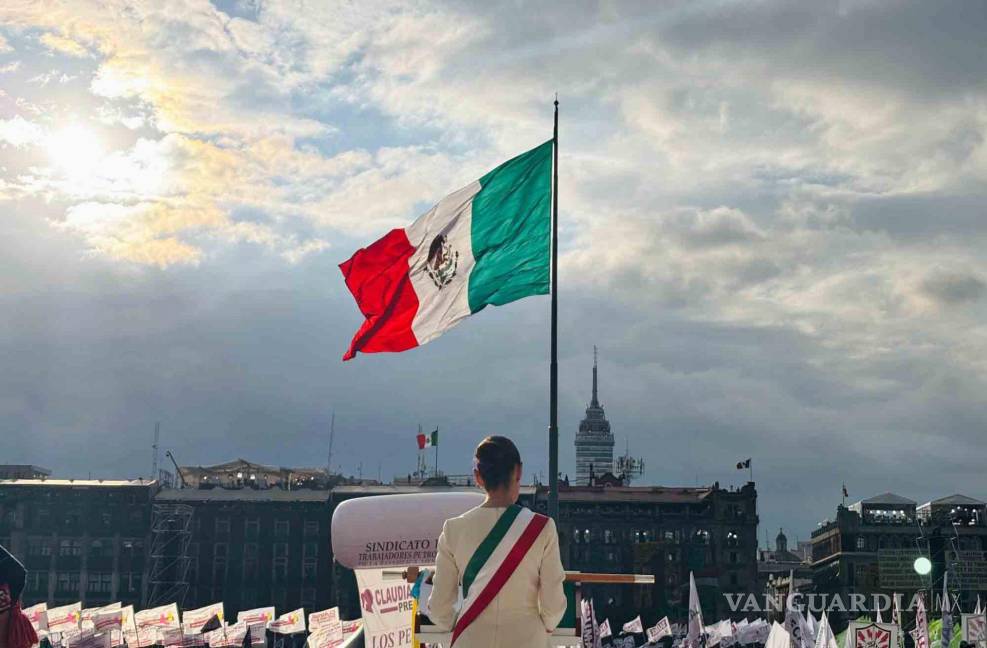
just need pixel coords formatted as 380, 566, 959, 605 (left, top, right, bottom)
467, 140, 553, 313
461, 504, 522, 598
430, 429, 438, 446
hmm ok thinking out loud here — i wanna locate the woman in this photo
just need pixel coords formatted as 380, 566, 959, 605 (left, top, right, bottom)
0, 544, 38, 648
428, 436, 567, 648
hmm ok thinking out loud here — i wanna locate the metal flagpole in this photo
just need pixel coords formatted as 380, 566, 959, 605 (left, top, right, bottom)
548, 96, 560, 521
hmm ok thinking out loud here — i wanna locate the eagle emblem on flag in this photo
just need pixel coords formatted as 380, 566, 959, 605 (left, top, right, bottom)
425, 234, 458, 288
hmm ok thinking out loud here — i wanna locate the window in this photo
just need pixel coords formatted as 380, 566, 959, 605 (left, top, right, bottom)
695, 529, 710, 545
604, 530, 614, 544
272, 560, 288, 582
729, 573, 738, 586
856, 536, 866, 550
215, 518, 230, 535
304, 520, 319, 537
101, 512, 113, 527
243, 543, 259, 580
301, 588, 316, 609
57, 572, 80, 593
26, 571, 48, 593
123, 572, 142, 593
214, 543, 229, 559
573, 528, 581, 544
274, 543, 288, 559
59, 539, 82, 557
302, 560, 318, 582
275, 520, 290, 538
87, 572, 112, 593
28, 539, 50, 556
244, 519, 260, 539
730, 551, 738, 564
90, 539, 113, 558
664, 530, 675, 542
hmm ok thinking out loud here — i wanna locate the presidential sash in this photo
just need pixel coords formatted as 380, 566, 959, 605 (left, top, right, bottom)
450, 505, 549, 646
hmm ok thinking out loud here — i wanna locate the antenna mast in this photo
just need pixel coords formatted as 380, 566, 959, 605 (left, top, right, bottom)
151, 422, 160, 481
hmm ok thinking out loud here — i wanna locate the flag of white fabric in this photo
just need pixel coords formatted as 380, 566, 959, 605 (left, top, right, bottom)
120, 605, 138, 647
268, 609, 306, 635
237, 607, 276, 627
767, 622, 792, 648
135, 604, 180, 630
977, 596, 983, 616
23, 602, 48, 634
48, 602, 82, 633
814, 613, 838, 648
806, 615, 818, 643
581, 600, 602, 648
624, 616, 645, 634
649, 618, 673, 644
914, 595, 930, 648
182, 603, 224, 633
93, 609, 122, 634
308, 608, 341, 636
687, 572, 705, 648
600, 619, 613, 638
942, 572, 954, 647
705, 623, 722, 647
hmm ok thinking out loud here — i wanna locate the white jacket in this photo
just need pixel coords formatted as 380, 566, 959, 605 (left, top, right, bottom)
428, 505, 568, 648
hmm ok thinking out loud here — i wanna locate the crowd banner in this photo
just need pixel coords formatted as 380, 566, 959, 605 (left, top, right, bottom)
93, 609, 123, 634
599, 619, 612, 638
332, 492, 484, 569
648, 617, 672, 644
308, 608, 341, 638
121, 605, 139, 648
183, 603, 225, 633
135, 603, 180, 630
847, 622, 899, 648
624, 616, 644, 634
354, 568, 415, 648
49, 602, 83, 634
23, 602, 48, 634
269, 609, 306, 635
238, 607, 275, 646
766, 622, 790, 648
962, 614, 987, 644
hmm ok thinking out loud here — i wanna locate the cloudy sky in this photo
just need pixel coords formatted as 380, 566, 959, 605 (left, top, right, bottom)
1, 0, 986, 541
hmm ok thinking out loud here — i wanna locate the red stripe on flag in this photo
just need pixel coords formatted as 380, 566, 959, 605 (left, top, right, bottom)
450, 513, 549, 646
339, 228, 420, 361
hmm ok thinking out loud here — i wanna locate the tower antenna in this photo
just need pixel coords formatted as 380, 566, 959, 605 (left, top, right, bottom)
151, 422, 160, 481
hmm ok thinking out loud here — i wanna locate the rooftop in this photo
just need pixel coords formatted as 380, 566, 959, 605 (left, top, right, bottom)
556, 485, 714, 503
859, 492, 917, 506
919, 494, 986, 508
155, 488, 331, 502
0, 478, 155, 487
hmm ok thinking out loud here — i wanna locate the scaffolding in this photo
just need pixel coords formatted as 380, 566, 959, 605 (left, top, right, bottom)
148, 502, 193, 607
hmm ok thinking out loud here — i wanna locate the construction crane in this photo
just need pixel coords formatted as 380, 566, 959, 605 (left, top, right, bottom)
165, 450, 187, 488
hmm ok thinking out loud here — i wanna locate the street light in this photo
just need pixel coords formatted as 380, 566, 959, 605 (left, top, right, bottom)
914, 556, 932, 575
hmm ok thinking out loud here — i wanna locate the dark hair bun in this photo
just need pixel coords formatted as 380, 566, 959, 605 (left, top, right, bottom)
474, 436, 522, 491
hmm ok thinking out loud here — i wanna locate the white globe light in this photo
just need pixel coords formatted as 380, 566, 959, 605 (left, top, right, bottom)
914, 556, 932, 575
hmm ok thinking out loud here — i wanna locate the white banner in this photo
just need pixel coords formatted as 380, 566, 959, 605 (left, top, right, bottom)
23, 602, 48, 634
354, 568, 415, 648
93, 609, 123, 634
649, 617, 672, 643
48, 602, 83, 633
183, 603, 224, 633
962, 614, 987, 644
237, 607, 275, 627
309, 608, 342, 637
269, 609, 306, 635
135, 604, 180, 630
600, 619, 612, 638
624, 616, 644, 634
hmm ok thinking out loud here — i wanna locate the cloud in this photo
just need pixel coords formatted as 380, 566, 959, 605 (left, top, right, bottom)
920, 269, 986, 305
39, 32, 90, 57
0, 116, 43, 147
0, 32, 11, 53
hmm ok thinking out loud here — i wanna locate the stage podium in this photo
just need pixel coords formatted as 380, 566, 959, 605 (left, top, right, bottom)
413, 571, 654, 647
331, 492, 655, 648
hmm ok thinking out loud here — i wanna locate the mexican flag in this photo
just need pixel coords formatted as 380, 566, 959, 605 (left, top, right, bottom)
340, 140, 553, 360
417, 429, 438, 449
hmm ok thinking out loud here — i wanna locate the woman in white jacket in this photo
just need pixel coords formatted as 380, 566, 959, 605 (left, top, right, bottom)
428, 435, 567, 648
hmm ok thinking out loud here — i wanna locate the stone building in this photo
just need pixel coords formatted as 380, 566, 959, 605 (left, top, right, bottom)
0, 478, 157, 609
531, 481, 759, 626
574, 348, 615, 485
811, 492, 987, 628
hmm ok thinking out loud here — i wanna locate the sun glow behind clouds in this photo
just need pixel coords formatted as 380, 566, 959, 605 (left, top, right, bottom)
46, 125, 104, 179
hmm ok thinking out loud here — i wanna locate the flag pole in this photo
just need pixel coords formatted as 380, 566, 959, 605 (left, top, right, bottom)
548, 96, 560, 521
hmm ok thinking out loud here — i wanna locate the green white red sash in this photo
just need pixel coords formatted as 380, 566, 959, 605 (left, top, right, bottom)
451, 505, 549, 646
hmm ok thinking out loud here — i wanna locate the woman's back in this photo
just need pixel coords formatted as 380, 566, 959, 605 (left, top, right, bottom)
428, 504, 567, 648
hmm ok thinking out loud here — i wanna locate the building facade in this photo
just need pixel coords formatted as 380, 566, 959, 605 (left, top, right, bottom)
531, 481, 759, 626
811, 492, 987, 629
575, 349, 615, 485
0, 478, 157, 609
154, 486, 333, 617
